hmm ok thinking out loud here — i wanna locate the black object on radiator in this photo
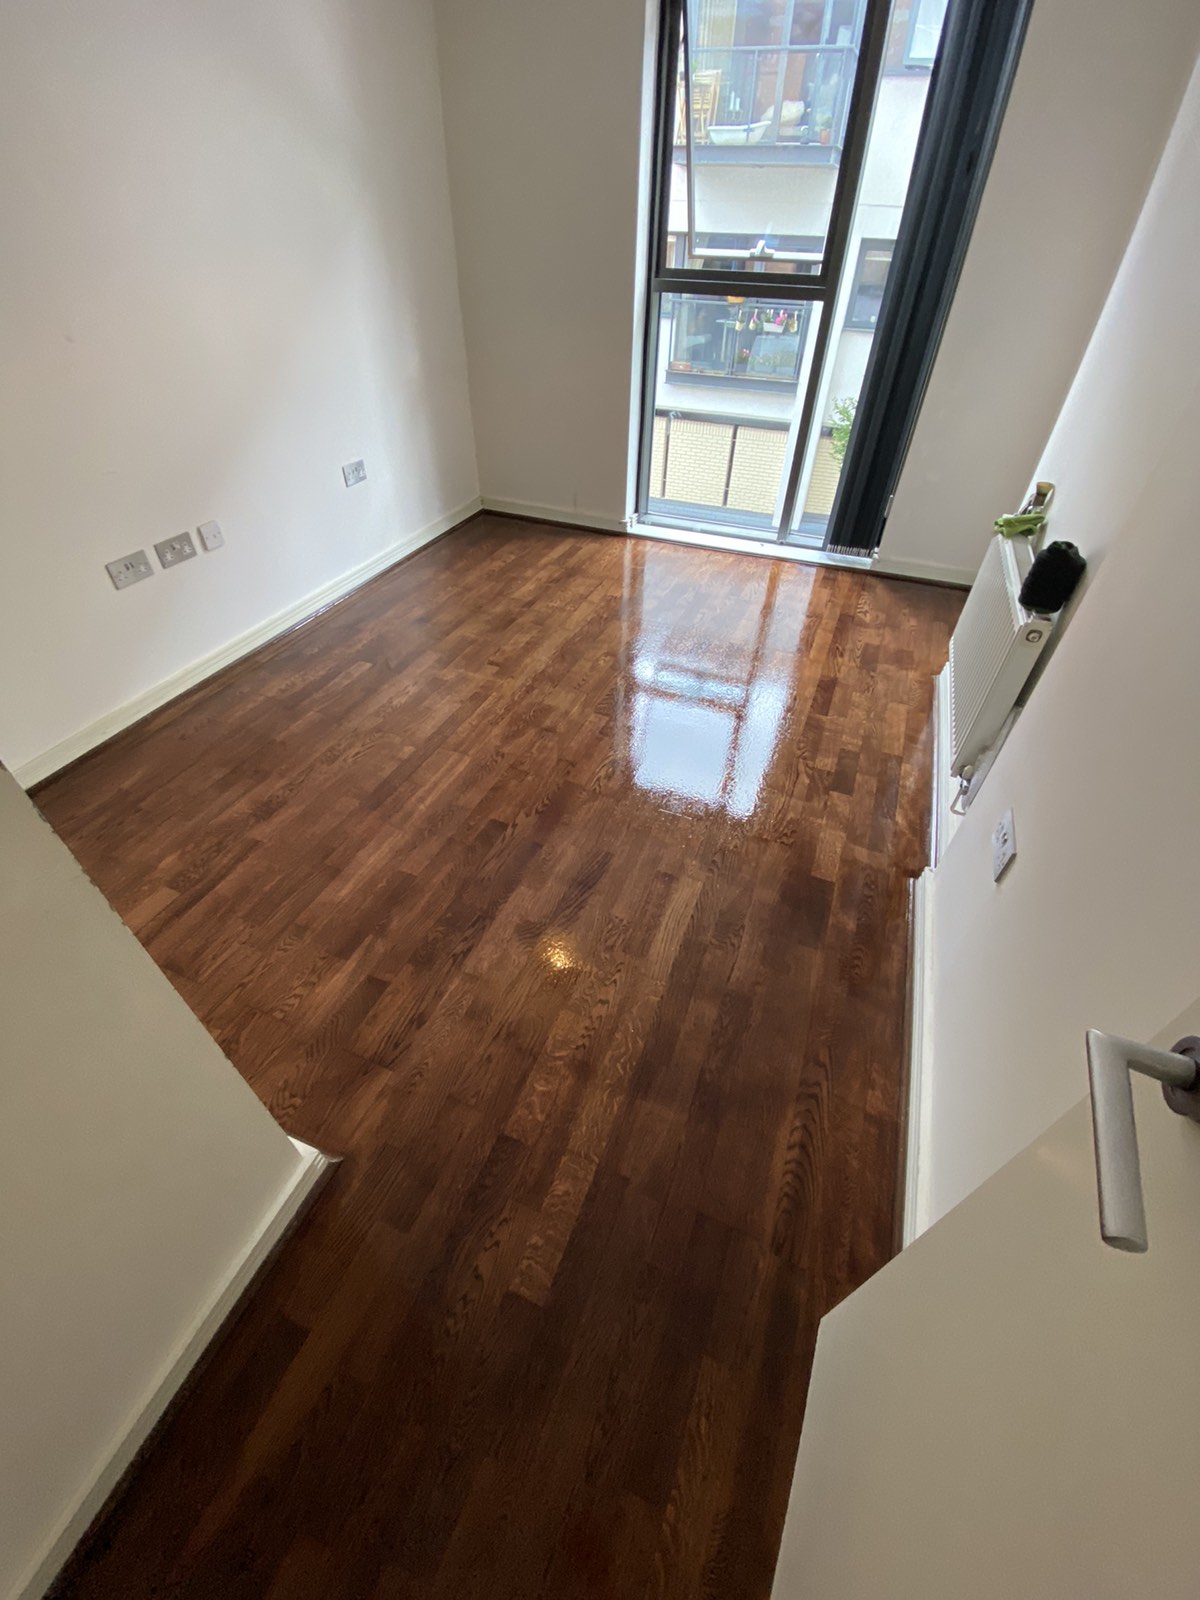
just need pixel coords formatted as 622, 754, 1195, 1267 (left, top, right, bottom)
1019, 541, 1086, 614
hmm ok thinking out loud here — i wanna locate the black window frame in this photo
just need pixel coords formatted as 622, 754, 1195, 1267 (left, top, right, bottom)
638, 0, 894, 537
656, 0, 880, 295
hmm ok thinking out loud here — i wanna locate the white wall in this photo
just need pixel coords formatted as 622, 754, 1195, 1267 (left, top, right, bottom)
882, 0, 1200, 583
0, 0, 479, 781
434, 0, 653, 527
921, 49, 1200, 1227
0, 770, 311, 1599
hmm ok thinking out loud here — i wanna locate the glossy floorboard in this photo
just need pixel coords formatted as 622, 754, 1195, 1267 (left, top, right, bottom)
36, 518, 961, 1599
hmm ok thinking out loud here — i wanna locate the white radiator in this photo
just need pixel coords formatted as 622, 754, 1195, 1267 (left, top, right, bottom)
948, 535, 1055, 778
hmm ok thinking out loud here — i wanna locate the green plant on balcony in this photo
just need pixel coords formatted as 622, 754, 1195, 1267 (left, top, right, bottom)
829, 395, 857, 462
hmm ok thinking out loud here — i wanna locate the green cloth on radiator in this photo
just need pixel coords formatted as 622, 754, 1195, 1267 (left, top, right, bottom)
994, 510, 1047, 539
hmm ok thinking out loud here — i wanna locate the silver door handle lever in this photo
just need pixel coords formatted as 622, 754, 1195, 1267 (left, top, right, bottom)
1086, 1029, 1200, 1252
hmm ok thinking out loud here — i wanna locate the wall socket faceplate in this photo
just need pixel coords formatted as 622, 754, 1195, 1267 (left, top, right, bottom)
155, 532, 197, 568
992, 808, 1017, 882
342, 459, 367, 487
106, 550, 154, 590
197, 520, 225, 552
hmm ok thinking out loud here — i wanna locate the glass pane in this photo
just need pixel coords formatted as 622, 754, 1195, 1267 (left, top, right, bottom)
670, 0, 867, 275
905, 0, 948, 65
788, 0, 946, 544
648, 292, 823, 531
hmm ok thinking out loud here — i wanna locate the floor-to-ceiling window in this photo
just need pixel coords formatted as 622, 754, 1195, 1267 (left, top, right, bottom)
637, 0, 947, 547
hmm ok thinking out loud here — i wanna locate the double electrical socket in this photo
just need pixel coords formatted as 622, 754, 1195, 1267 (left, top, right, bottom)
106, 550, 155, 590
155, 531, 197, 568
342, 458, 367, 487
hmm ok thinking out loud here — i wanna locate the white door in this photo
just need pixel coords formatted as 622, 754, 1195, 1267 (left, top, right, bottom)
772, 998, 1200, 1599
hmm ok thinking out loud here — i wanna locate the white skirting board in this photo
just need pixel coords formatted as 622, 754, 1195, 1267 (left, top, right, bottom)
871, 551, 977, 588
13, 498, 483, 789
903, 871, 936, 1248
480, 496, 630, 534
17, 1138, 334, 1600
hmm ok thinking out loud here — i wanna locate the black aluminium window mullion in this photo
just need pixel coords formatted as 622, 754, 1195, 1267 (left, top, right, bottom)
680, 0, 699, 268
824, 0, 1034, 556
774, 0, 893, 538
635, 287, 663, 516
636, 0, 685, 515
652, 271, 829, 302
650, 0, 683, 282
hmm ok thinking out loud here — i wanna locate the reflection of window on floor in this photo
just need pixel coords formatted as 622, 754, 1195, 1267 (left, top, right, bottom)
666, 297, 813, 386
845, 241, 893, 330
624, 548, 796, 820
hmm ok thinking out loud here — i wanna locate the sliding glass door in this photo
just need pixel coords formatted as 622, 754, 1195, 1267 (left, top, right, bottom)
636, 0, 949, 548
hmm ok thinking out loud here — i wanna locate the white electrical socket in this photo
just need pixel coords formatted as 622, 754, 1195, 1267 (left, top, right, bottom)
342, 459, 367, 487
992, 808, 1017, 882
198, 520, 225, 552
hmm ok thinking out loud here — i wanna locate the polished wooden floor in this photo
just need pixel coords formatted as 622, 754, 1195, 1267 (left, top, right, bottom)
37, 517, 960, 1599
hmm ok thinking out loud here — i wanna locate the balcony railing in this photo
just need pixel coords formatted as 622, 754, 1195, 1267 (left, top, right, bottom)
676, 43, 859, 157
